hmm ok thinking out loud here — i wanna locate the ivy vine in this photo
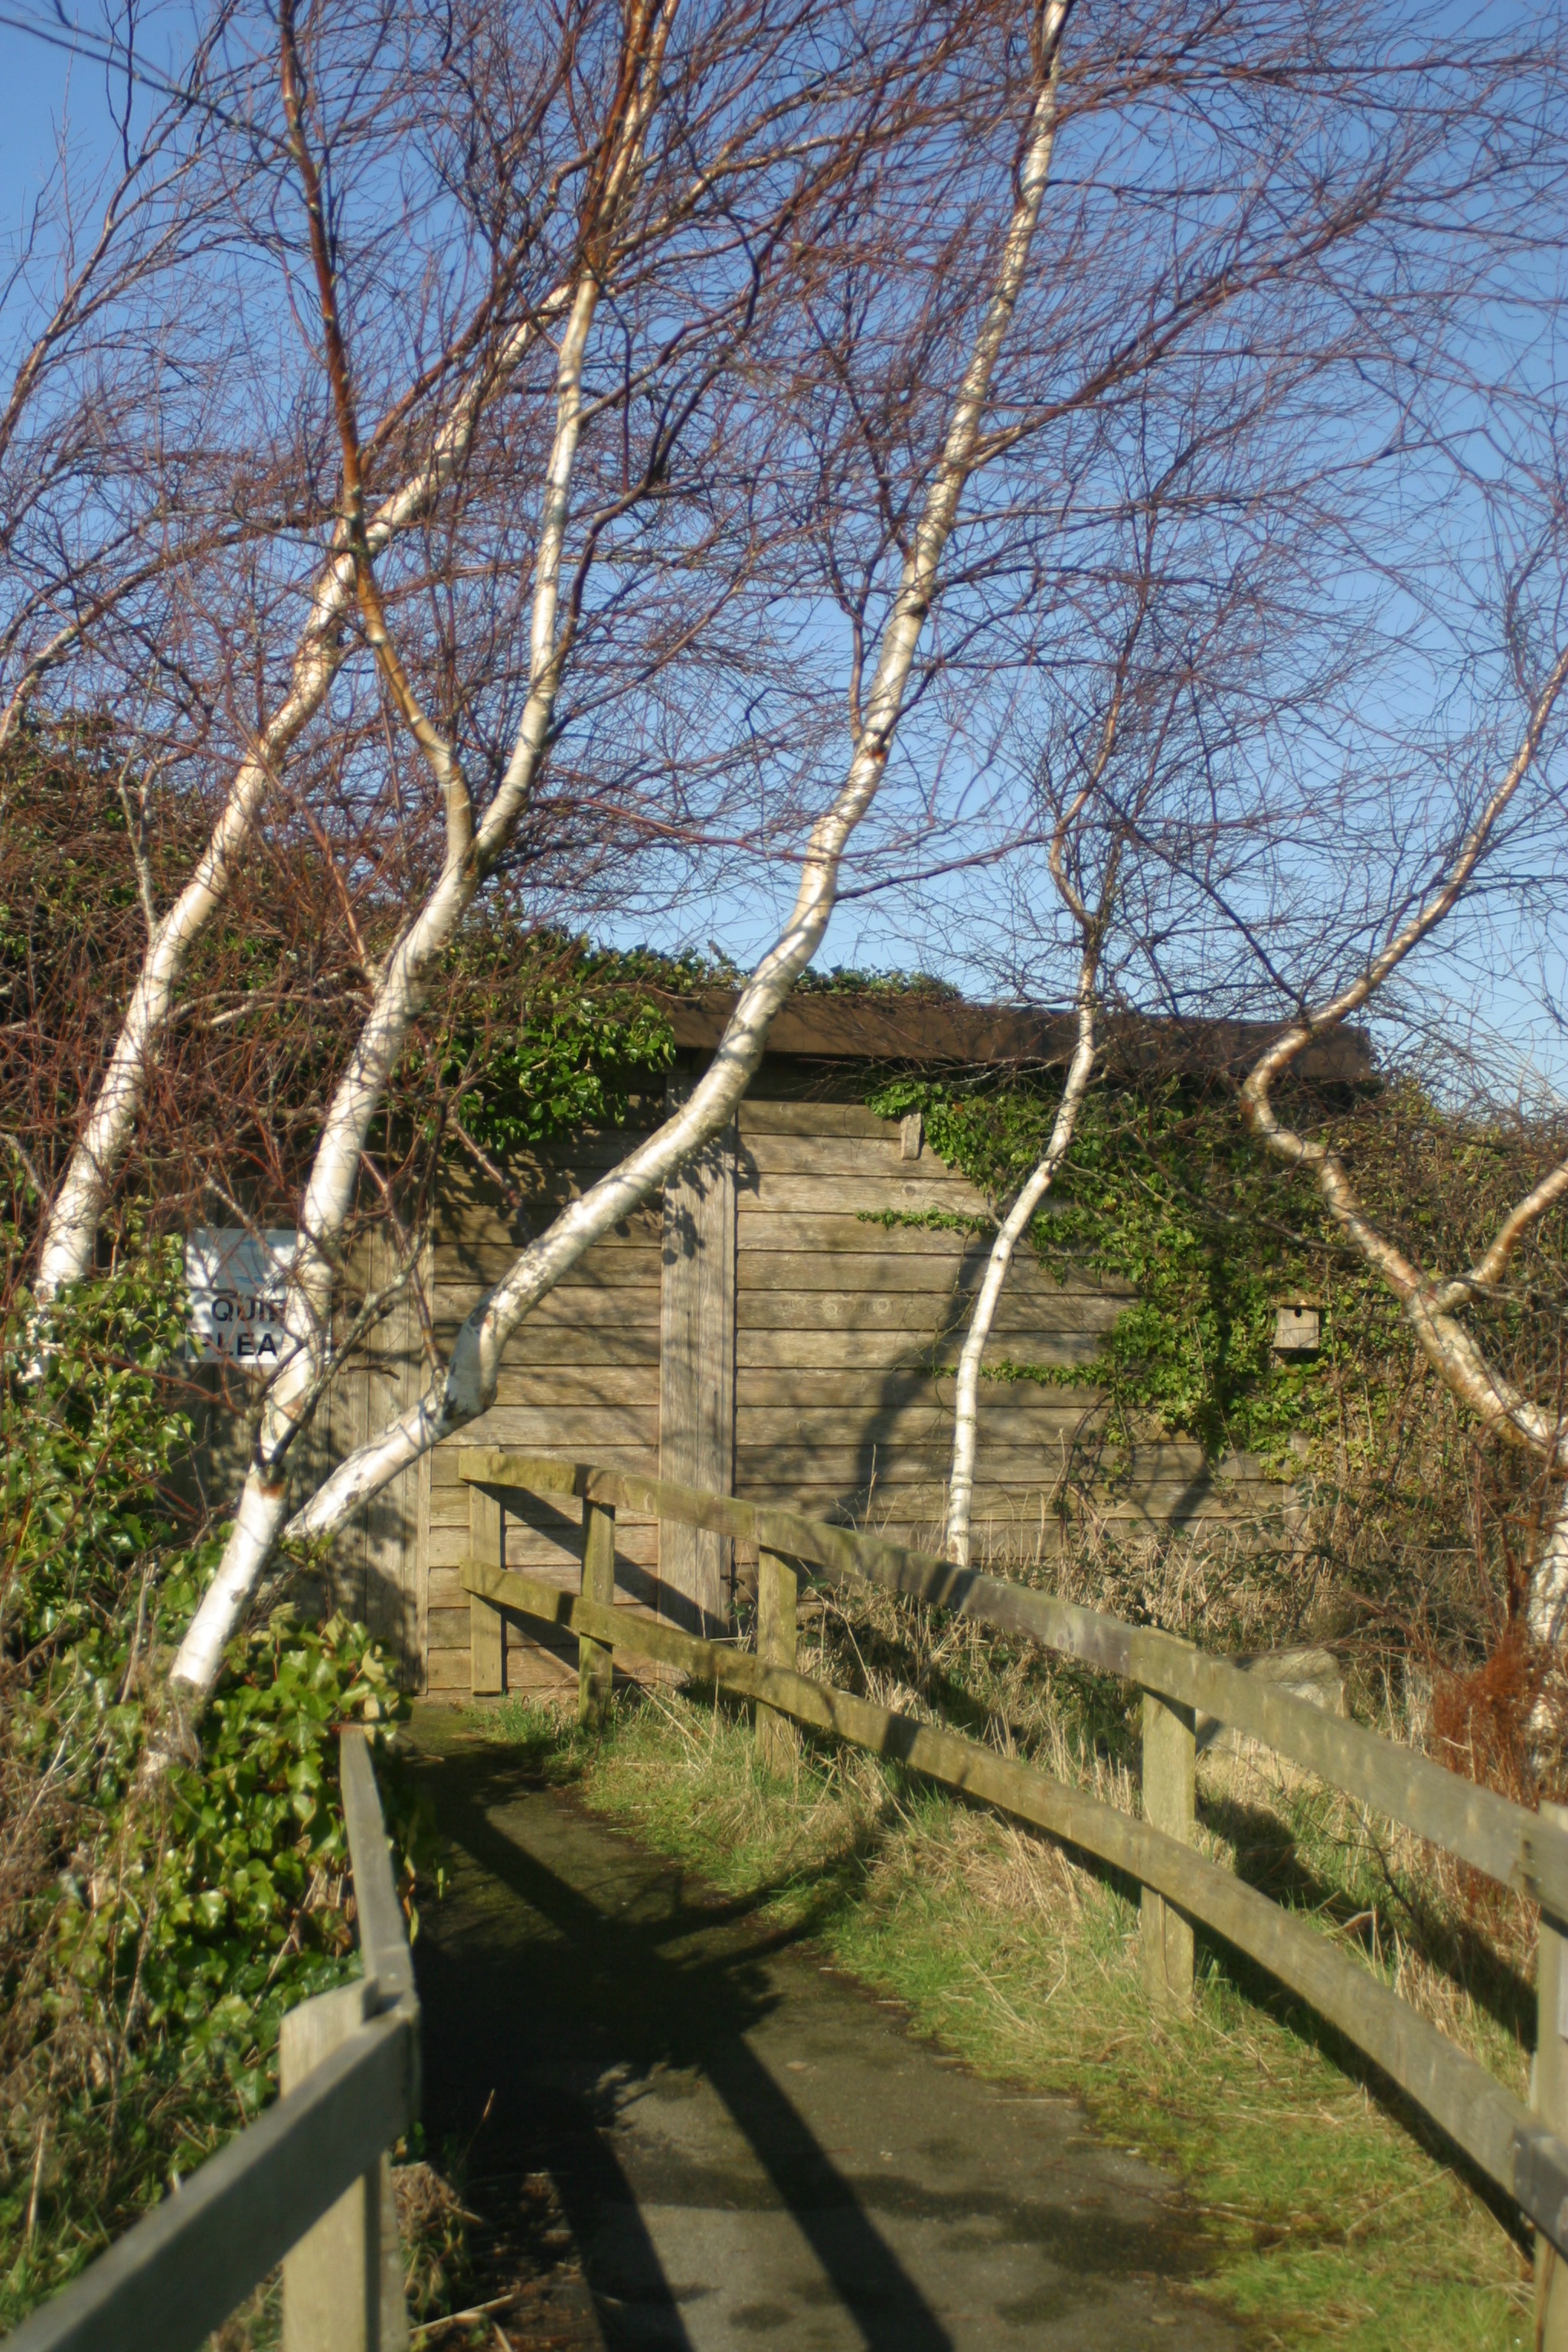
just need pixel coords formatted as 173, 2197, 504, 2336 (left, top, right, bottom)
864, 1070, 1416, 1476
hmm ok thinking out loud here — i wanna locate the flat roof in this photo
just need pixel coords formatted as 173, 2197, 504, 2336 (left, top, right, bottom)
662, 989, 1374, 1083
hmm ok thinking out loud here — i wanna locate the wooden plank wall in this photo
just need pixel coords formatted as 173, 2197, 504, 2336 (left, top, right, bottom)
318, 1225, 429, 1675
730, 1098, 1262, 1557
426, 1136, 665, 1697
418, 1084, 1289, 1695
191, 1227, 428, 1681
658, 1089, 737, 1631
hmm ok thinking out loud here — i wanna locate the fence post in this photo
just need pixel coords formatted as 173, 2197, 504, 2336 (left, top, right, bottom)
469, 1483, 505, 1696
756, 1547, 799, 1772
1537, 1802, 1568, 2350
280, 1984, 407, 2352
1140, 1688, 1196, 2008
578, 1497, 616, 1726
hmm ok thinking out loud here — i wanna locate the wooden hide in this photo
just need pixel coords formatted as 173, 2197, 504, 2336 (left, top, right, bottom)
409, 1083, 1290, 1698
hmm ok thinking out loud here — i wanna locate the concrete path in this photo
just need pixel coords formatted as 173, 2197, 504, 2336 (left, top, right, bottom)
408, 1712, 1246, 2351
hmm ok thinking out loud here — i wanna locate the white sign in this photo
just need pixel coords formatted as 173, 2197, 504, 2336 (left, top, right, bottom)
186, 1229, 299, 1366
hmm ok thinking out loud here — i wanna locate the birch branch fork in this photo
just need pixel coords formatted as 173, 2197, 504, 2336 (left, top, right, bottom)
283, 8, 1074, 1562
168, 0, 680, 1703
1239, 642, 1568, 1638
33, 281, 569, 1303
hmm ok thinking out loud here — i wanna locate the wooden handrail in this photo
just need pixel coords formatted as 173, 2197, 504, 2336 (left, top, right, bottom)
2, 1732, 419, 2352
341, 1728, 418, 2017
461, 1548, 1568, 2254
459, 1447, 1568, 1917
459, 1445, 1568, 2281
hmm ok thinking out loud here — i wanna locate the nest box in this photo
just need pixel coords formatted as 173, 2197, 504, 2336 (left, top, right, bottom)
1273, 1297, 1322, 1354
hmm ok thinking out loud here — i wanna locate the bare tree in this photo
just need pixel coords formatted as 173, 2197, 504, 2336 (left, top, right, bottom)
942, 612, 1149, 1566
165, 0, 1079, 1705
8, 0, 1562, 1727
1239, 623, 1568, 1645
0, 5, 253, 753
276, 0, 1560, 1587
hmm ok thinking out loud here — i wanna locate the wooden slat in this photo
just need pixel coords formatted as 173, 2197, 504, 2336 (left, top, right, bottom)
658, 1097, 737, 1627
750, 1429, 1228, 1471
433, 1321, 662, 1366
449, 1405, 661, 1446
430, 1439, 656, 1489
737, 1100, 896, 1138
436, 1209, 659, 1253
459, 1550, 1568, 2258
733, 1217, 993, 1257
736, 1283, 1122, 1328
491, 1367, 662, 1406
735, 1344, 1102, 1386
737, 1246, 976, 1289
578, 1499, 616, 1726
740, 1174, 990, 1217
738, 1133, 979, 1178
429, 1599, 480, 1645
338, 1730, 416, 2011
423, 1646, 475, 1686
469, 1485, 504, 1695
2, 2014, 413, 2352
434, 1255, 659, 1294
458, 1452, 1568, 1918
734, 1398, 1120, 1444
431, 1498, 657, 1546
730, 1450, 1099, 1488
728, 1458, 1259, 1514
502, 1648, 577, 1693
426, 1509, 657, 1556
425, 1650, 479, 1693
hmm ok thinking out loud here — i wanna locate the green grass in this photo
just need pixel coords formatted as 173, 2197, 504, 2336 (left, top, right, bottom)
482, 1687, 1535, 2352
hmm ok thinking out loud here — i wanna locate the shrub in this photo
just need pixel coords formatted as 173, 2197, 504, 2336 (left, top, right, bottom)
0, 1240, 424, 2327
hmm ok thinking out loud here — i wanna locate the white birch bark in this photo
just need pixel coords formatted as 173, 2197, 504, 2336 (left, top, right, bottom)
939, 585, 1148, 1567
33, 291, 570, 1303
1529, 1490, 1568, 1653
168, 286, 605, 1698
945, 985, 1096, 1566
269, 9, 1072, 1597
167, 0, 684, 1703
1239, 641, 1568, 1643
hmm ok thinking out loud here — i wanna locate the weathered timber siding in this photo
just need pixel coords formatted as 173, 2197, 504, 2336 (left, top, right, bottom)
428, 1144, 664, 1698
418, 1087, 1289, 1696
733, 1096, 1110, 1550
725, 1099, 1282, 1550
194, 1225, 430, 1681
658, 1084, 737, 1630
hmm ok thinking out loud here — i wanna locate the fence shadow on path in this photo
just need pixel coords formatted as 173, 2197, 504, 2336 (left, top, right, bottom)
412, 1739, 958, 2352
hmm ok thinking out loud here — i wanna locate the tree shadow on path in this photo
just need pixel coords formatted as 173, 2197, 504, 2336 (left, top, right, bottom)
411, 1736, 956, 2351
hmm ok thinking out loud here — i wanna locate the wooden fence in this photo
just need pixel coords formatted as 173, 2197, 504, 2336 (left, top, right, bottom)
461, 1445, 1568, 2343
1, 1730, 419, 2352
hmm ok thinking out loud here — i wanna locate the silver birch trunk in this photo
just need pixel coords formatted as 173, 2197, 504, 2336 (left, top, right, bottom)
33, 293, 568, 1303
180, 12, 1080, 1690
167, 0, 689, 1702
945, 988, 1096, 1566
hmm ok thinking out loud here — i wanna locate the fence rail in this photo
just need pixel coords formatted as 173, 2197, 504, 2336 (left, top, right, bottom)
2, 1730, 419, 2352
459, 1445, 1568, 2336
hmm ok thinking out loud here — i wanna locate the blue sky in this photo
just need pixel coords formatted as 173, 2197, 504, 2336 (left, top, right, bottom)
4, 3, 1565, 1113
0, 8, 150, 228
